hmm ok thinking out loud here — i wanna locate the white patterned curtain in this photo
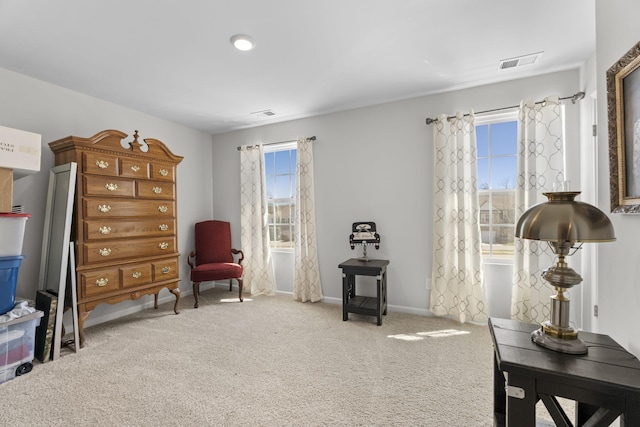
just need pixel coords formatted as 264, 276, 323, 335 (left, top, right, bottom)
293, 137, 323, 302
239, 145, 276, 296
511, 96, 564, 324
431, 112, 488, 324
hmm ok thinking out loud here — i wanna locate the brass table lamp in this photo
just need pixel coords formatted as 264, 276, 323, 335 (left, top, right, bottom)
515, 191, 615, 354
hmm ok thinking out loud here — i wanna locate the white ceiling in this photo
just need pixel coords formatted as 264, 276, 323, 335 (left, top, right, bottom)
0, 0, 595, 135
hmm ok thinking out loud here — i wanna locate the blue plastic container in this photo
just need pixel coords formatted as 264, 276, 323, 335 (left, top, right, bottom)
0, 256, 24, 316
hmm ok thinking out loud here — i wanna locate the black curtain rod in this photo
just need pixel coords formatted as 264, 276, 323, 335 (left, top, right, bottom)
237, 136, 316, 151
424, 91, 585, 125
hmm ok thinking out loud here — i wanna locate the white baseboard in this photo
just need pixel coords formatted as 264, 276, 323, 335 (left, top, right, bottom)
81, 281, 226, 328
275, 291, 432, 317
79, 281, 433, 329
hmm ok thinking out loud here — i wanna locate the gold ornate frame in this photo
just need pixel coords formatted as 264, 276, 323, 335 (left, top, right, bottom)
607, 40, 640, 213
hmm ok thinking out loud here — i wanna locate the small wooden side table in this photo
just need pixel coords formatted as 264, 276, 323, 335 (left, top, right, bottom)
489, 317, 640, 427
339, 258, 389, 326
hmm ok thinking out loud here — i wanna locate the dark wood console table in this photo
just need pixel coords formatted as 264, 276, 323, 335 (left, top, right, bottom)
489, 317, 640, 427
339, 258, 388, 326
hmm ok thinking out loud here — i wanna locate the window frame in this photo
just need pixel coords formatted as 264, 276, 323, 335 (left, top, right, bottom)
264, 142, 297, 252
475, 110, 518, 264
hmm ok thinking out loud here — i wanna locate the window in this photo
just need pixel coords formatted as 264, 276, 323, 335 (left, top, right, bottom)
264, 143, 296, 249
476, 112, 518, 260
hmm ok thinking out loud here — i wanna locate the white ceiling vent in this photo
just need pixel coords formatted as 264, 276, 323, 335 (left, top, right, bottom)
251, 109, 276, 117
498, 52, 543, 70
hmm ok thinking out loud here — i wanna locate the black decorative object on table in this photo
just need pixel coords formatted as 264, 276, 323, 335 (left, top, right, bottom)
349, 222, 380, 261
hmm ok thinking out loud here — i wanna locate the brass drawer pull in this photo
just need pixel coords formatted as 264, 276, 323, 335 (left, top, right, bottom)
159, 242, 169, 250
161, 267, 171, 274
96, 160, 109, 169
158, 205, 168, 213
152, 186, 162, 194
105, 183, 118, 191
159, 169, 169, 177
132, 271, 142, 279
96, 278, 109, 287
99, 248, 112, 257
158, 224, 169, 231
99, 226, 111, 235
98, 204, 111, 213
131, 165, 140, 172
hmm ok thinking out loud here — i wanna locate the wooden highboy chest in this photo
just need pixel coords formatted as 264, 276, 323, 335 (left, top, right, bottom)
48, 129, 183, 347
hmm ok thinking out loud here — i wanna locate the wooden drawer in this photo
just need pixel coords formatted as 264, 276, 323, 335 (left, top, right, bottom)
83, 199, 175, 218
153, 258, 179, 281
84, 175, 135, 198
83, 152, 119, 176
120, 158, 150, 179
84, 219, 176, 240
120, 264, 153, 288
80, 268, 120, 297
137, 180, 175, 200
150, 164, 175, 182
83, 236, 177, 264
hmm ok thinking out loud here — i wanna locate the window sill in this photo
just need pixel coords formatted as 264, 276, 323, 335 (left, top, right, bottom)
271, 248, 294, 254
483, 258, 514, 266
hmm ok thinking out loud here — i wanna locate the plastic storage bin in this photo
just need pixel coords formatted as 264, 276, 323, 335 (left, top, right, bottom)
0, 310, 42, 384
0, 256, 24, 316
0, 213, 31, 256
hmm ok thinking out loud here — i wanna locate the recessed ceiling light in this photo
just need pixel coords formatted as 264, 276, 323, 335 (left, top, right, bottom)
230, 34, 255, 51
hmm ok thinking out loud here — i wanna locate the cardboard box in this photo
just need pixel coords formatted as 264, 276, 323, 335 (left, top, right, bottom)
0, 125, 41, 179
0, 310, 43, 384
0, 168, 11, 212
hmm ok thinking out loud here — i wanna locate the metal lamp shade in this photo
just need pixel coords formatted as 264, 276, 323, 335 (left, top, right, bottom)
515, 192, 615, 243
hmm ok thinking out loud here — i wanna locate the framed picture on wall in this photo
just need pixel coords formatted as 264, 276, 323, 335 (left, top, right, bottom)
607, 40, 640, 213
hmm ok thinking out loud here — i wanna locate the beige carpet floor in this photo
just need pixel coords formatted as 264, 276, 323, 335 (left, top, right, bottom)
1, 287, 499, 426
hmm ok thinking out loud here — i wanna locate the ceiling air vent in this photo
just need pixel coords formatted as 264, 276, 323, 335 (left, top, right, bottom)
251, 109, 276, 117
499, 52, 543, 70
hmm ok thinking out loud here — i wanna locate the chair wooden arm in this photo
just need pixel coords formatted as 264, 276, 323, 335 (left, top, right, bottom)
231, 249, 244, 265
187, 251, 196, 269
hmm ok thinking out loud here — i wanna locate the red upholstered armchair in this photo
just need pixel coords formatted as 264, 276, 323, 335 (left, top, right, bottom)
187, 220, 244, 308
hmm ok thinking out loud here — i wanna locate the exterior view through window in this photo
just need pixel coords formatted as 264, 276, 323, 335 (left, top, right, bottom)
264, 144, 296, 249
476, 113, 517, 260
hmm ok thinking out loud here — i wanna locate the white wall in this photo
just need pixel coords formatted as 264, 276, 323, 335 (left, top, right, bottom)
595, 0, 640, 357
1, 67, 215, 327
212, 69, 582, 316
